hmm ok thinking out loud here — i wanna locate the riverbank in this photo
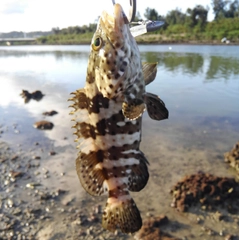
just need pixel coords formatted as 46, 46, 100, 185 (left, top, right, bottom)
1, 33, 238, 46
1, 124, 239, 239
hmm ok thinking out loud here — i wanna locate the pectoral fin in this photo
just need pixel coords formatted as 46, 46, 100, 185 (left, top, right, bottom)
144, 92, 169, 121
142, 62, 158, 85
122, 99, 146, 120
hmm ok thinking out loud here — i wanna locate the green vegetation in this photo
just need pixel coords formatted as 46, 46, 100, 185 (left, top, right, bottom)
36, 0, 239, 45
36, 32, 94, 45
36, 25, 96, 45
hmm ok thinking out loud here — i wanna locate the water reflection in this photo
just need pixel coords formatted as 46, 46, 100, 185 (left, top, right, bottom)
141, 50, 239, 81
206, 56, 239, 81
0, 45, 238, 151
0, 77, 75, 149
0, 49, 89, 61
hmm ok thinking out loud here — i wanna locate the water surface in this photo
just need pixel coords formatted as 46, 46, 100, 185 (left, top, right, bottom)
0, 44, 239, 239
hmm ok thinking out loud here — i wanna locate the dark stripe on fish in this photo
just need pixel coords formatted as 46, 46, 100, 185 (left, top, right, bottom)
71, 90, 110, 114
76, 145, 148, 196
75, 111, 141, 138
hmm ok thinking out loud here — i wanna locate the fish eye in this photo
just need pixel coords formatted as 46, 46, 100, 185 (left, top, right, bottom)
92, 37, 102, 51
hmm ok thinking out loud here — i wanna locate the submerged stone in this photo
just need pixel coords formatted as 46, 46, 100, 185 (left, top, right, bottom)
34, 121, 54, 130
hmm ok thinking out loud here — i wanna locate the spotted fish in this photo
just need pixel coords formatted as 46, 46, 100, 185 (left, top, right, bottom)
69, 3, 168, 234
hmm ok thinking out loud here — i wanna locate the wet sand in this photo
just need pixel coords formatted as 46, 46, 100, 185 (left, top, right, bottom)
1, 108, 239, 240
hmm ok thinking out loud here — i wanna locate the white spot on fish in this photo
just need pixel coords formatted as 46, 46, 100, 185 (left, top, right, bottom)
106, 176, 128, 189
126, 169, 131, 174
117, 49, 124, 57
117, 122, 126, 127
101, 157, 139, 169
99, 48, 105, 57
95, 132, 140, 149
122, 149, 138, 154
118, 70, 124, 76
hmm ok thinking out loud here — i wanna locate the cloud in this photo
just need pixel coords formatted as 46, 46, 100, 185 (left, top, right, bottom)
0, 0, 214, 32
0, 0, 28, 14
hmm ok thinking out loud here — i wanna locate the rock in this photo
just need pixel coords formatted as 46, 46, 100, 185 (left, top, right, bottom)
134, 215, 179, 240
20, 90, 32, 103
20, 90, 44, 103
11, 155, 18, 161
9, 171, 24, 179
33, 121, 54, 130
49, 151, 56, 156
170, 172, 239, 212
224, 141, 239, 173
213, 211, 224, 221
42, 110, 58, 116
31, 90, 44, 101
26, 182, 41, 189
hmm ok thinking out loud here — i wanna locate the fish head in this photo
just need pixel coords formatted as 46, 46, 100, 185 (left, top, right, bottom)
87, 3, 143, 99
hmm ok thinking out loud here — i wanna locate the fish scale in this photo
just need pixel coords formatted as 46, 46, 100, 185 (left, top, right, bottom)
69, 3, 168, 234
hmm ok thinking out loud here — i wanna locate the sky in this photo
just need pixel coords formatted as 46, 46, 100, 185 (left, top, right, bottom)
0, 0, 214, 33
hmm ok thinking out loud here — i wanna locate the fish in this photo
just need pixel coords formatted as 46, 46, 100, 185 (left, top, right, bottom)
69, 3, 168, 234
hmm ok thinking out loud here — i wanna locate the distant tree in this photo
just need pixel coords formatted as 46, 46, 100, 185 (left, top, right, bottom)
88, 23, 97, 32
144, 7, 160, 20
52, 27, 60, 35
134, 11, 142, 21
165, 8, 186, 25
225, 0, 239, 17
211, 0, 229, 19
186, 5, 208, 28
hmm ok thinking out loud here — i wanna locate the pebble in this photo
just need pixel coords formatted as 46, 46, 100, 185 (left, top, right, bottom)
42, 110, 58, 116
26, 182, 41, 189
49, 151, 56, 156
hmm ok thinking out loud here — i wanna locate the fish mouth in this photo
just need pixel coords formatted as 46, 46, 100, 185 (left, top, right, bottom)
101, 3, 126, 35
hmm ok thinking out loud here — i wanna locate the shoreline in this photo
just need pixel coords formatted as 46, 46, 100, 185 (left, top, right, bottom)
1, 42, 239, 47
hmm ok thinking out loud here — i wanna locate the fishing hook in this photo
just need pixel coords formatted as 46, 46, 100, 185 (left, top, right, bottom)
111, 0, 164, 37
112, 0, 136, 23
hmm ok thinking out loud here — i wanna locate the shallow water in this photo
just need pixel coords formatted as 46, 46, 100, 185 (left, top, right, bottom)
0, 45, 239, 239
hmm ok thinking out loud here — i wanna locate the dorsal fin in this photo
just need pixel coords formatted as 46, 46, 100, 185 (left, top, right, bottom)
142, 62, 158, 85
69, 88, 88, 110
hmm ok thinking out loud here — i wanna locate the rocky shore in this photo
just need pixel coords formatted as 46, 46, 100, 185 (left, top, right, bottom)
1, 89, 239, 239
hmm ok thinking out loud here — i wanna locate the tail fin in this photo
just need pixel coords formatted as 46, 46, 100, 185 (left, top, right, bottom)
102, 195, 142, 233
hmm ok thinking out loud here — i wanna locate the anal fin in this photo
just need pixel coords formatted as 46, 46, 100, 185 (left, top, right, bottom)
76, 151, 106, 196
144, 92, 169, 121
